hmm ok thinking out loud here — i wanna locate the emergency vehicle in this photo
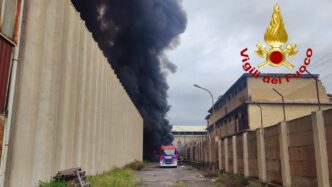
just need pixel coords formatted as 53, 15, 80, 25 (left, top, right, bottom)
159, 145, 178, 167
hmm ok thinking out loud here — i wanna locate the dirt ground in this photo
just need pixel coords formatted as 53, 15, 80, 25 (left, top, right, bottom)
135, 163, 211, 187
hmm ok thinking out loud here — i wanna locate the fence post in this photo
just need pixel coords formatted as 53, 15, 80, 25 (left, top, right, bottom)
199, 142, 201, 163
243, 132, 249, 177
202, 142, 204, 163
224, 138, 229, 172
257, 128, 266, 182
205, 141, 208, 164
191, 144, 193, 162
233, 136, 238, 174
312, 111, 330, 187
279, 121, 291, 187
218, 140, 222, 170
209, 137, 212, 166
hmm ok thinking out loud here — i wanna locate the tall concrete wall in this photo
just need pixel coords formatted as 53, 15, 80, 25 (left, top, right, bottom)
186, 108, 332, 186
4, 1, 143, 186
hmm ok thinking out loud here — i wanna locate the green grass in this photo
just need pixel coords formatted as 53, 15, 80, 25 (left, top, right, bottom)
39, 180, 69, 187
174, 180, 186, 187
89, 168, 135, 187
40, 161, 144, 187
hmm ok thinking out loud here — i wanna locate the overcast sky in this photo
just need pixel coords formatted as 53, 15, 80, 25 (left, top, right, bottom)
166, 0, 332, 126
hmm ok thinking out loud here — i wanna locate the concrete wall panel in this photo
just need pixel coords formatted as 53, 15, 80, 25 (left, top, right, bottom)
264, 125, 282, 184
247, 131, 258, 178
220, 140, 225, 170
287, 115, 317, 186
236, 135, 244, 174
227, 137, 233, 173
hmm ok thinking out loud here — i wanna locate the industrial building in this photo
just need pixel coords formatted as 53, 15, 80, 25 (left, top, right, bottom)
183, 73, 332, 186
205, 73, 332, 139
0, 1, 143, 186
172, 125, 206, 153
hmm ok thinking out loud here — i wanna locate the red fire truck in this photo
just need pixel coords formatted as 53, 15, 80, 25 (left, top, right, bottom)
159, 145, 178, 167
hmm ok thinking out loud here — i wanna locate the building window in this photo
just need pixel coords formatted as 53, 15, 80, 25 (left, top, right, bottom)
0, 0, 22, 44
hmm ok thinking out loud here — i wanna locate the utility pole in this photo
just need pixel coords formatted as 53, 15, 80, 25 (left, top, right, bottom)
194, 84, 216, 134
305, 70, 321, 110
194, 84, 216, 166
272, 88, 286, 121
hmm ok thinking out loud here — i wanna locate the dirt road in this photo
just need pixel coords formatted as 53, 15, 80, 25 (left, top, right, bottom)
135, 163, 211, 187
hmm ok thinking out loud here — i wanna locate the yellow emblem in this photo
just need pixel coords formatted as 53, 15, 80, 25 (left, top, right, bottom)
255, 4, 298, 69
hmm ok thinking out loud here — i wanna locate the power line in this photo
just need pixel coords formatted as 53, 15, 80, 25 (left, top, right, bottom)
308, 60, 332, 73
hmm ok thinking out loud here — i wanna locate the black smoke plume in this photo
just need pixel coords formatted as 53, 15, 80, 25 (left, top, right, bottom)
71, 0, 187, 160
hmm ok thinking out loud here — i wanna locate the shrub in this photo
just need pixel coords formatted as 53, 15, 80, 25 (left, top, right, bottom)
125, 160, 145, 171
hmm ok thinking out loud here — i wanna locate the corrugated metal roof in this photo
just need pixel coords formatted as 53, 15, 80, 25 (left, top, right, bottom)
172, 125, 206, 132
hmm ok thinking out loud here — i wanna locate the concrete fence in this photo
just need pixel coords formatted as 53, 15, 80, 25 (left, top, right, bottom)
184, 109, 332, 186
0, 1, 143, 186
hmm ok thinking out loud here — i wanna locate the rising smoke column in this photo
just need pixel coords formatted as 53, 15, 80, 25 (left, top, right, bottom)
71, 0, 187, 160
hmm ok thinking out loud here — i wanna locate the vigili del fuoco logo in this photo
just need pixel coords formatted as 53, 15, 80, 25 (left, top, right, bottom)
240, 4, 313, 84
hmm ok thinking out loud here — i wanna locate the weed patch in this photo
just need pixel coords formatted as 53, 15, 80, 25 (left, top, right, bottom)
89, 168, 135, 187
209, 171, 249, 187
174, 180, 186, 187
